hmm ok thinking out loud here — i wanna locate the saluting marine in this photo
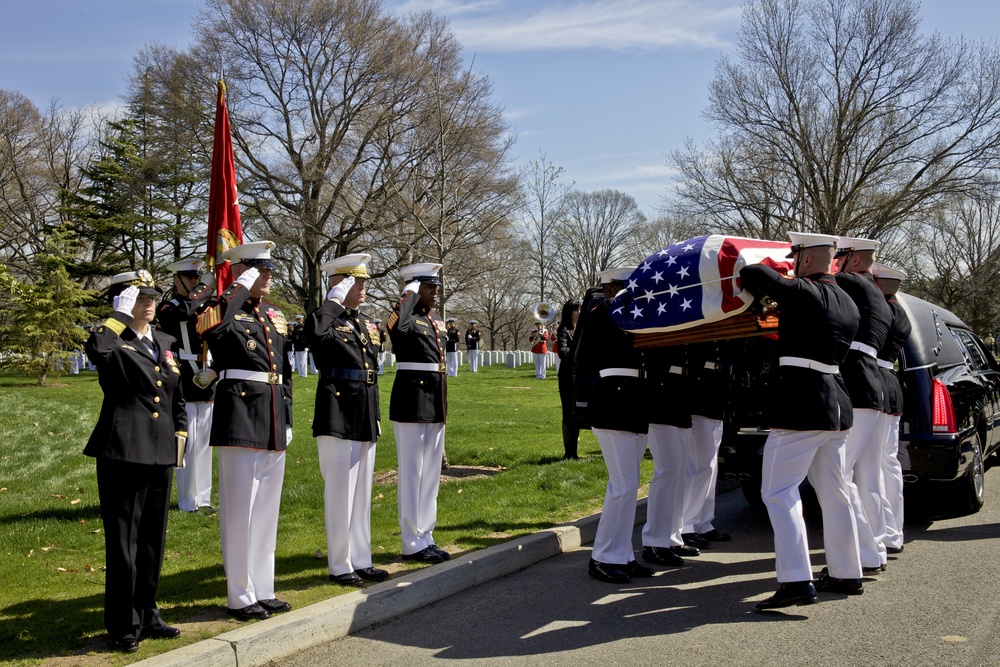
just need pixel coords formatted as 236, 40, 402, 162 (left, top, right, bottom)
197, 240, 294, 622
305, 252, 388, 587
465, 320, 482, 372
740, 231, 863, 609
85, 270, 186, 651
387, 262, 452, 564
157, 258, 217, 514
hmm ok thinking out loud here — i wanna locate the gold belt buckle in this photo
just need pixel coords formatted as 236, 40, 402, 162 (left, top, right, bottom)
438, 363, 446, 373
268, 372, 279, 384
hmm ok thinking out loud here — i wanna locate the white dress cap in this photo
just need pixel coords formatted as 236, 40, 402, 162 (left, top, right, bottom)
399, 262, 443, 285
165, 257, 204, 274
321, 252, 372, 278
785, 231, 839, 257
872, 262, 907, 281
222, 240, 277, 268
597, 266, 635, 284
834, 236, 880, 256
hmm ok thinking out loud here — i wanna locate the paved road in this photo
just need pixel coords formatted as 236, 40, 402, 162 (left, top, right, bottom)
280, 469, 1000, 667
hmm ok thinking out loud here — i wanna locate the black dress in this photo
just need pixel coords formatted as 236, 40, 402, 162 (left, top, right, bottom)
557, 324, 577, 424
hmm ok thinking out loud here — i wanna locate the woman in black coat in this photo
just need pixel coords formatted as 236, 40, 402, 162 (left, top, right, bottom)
556, 299, 582, 458
84, 270, 187, 652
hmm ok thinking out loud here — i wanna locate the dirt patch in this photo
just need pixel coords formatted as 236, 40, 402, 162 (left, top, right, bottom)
373, 465, 505, 486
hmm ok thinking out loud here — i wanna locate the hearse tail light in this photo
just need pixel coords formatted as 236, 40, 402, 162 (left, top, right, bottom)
931, 378, 957, 433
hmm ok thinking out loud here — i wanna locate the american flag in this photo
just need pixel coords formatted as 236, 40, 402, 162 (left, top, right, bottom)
609, 235, 794, 333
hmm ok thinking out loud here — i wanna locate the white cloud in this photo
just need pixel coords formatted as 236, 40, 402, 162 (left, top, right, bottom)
394, 0, 741, 52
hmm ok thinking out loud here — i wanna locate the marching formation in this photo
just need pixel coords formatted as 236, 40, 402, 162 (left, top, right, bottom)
80, 230, 911, 651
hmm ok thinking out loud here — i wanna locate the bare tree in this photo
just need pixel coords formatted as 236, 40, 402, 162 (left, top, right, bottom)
549, 189, 649, 300
670, 0, 1000, 241
518, 151, 572, 303
461, 231, 533, 349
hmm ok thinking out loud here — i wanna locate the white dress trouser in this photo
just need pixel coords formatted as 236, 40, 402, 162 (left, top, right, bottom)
683, 416, 724, 534
533, 353, 547, 379
468, 349, 479, 372
844, 408, 888, 567
392, 421, 445, 554
317, 436, 376, 575
446, 351, 459, 377
761, 428, 861, 582
295, 350, 309, 377
592, 428, 648, 564
287, 350, 296, 372
176, 401, 214, 511
642, 424, 687, 548
881, 414, 905, 550
217, 447, 286, 609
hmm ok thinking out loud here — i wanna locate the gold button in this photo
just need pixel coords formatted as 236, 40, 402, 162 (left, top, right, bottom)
154, 366, 160, 372
272, 364, 277, 370
364, 363, 370, 369
156, 381, 162, 387
419, 380, 424, 385
334, 392, 341, 397
268, 339, 273, 344
152, 412, 159, 419
241, 392, 246, 397
246, 329, 251, 334
154, 396, 161, 403
270, 351, 275, 357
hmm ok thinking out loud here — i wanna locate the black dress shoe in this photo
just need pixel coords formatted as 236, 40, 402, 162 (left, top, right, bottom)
355, 566, 389, 582
670, 544, 701, 557
626, 560, 655, 578
682, 533, 712, 549
112, 638, 140, 653
427, 544, 451, 560
862, 564, 886, 574
200, 505, 217, 515
258, 598, 292, 613
642, 546, 685, 567
329, 572, 364, 587
227, 604, 270, 621
699, 529, 732, 542
401, 547, 444, 563
886, 545, 904, 555
140, 625, 181, 639
588, 558, 630, 584
755, 581, 818, 610
815, 574, 864, 595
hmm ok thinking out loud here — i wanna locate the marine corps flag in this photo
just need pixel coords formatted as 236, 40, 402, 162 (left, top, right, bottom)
608, 235, 794, 335
205, 79, 243, 292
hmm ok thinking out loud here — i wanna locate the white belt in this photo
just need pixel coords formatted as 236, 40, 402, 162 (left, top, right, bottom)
669, 365, 684, 375
219, 369, 283, 384
599, 368, 641, 378
849, 341, 878, 357
704, 361, 719, 370
779, 356, 839, 374
179, 352, 200, 361
877, 359, 895, 370
397, 362, 445, 372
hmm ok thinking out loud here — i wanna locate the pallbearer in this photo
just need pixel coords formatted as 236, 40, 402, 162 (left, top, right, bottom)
740, 232, 863, 608
306, 253, 388, 586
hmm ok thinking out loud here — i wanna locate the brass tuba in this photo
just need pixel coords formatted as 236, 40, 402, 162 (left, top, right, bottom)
532, 302, 556, 324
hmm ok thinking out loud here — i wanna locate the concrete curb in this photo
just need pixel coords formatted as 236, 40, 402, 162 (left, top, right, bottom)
134, 500, 648, 667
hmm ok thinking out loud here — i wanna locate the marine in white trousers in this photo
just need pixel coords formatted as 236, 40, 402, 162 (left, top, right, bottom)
468, 349, 479, 373
393, 421, 445, 555
533, 353, 547, 380
642, 424, 687, 549
295, 350, 309, 377
176, 401, 214, 512
317, 436, 376, 576
445, 351, 459, 377
881, 413, 905, 550
217, 447, 286, 609
761, 428, 862, 582
844, 408, 888, 567
683, 416, 724, 535
592, 428, 648, 564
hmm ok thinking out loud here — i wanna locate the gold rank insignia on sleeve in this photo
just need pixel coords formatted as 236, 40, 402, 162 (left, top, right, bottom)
102, 317, 127, 336
386, 311, 398, 330
266, 308, 288, 336
196, 305, 221, 334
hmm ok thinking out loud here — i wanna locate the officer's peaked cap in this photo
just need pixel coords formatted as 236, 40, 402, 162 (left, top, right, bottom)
165, 257, 204, 275
872, 262, 906, 282
321, 252, 371, 279
107, 269, 163, 298
834, 236, 880, 257
400, 262, 443, 285
223, 241, 277, 269
785, 231, 838, 258
597, 266, 634, 284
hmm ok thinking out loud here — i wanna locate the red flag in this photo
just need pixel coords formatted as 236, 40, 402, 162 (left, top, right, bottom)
206, 79, 243, 292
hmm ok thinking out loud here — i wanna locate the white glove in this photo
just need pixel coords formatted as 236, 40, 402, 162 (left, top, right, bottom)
192, 368, 218, 389
403, 279, 420, 296
285, 425, 293, 446
113, 285, 140, 316
235, 267, 260, 291
327, 276, 355, 303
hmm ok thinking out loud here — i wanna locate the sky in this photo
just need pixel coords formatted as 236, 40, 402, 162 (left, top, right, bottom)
3, 0, 1000, 215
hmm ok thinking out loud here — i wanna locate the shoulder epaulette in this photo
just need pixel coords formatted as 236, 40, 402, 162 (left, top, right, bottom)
196, 305, 221, 334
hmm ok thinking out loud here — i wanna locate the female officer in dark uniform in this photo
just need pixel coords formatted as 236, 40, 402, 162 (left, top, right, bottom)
84, 270, 186, 652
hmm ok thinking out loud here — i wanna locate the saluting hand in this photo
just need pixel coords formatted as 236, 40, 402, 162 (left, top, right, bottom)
235, 267, 260, 291
402, 279, 420, 296
327, 276, 355, 304
113, 285, 140, 316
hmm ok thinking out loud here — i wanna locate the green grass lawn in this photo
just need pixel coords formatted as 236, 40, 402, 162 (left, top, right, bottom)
0, 363, 653, 665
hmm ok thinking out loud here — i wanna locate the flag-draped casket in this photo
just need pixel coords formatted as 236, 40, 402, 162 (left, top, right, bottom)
608, 235, 794, 347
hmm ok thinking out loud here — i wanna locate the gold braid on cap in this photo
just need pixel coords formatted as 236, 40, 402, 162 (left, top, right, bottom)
337, 265, 370, 279
127, 270, 156, 287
